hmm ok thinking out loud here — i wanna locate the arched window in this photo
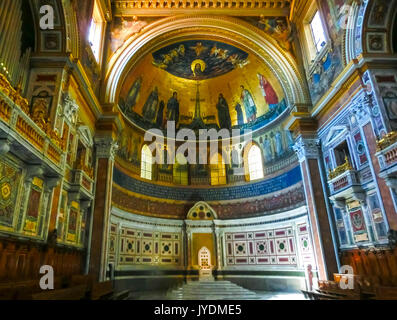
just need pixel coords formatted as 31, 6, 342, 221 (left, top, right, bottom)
88, 0, 106, 63
210, 153, 227, 186
173, 153, 188, 185
140, 145, 153, 180
248, 145, 264, 181
310, 11, 327, 53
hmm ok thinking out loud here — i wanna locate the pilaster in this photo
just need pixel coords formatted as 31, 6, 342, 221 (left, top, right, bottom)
293, 134, 339, 280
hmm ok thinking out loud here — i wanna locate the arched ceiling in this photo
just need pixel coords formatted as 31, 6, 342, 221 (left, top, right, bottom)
118, 38, 288, 131
104, 15, 311, 115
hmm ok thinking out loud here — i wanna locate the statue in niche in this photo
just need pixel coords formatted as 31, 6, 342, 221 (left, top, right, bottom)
31, 98, 48, 130
167, 92, 180, 127
240, 85, 257, 123
142, 87, 159, 122
122, 77, 142, 114
216, 93, 232, 130
258, 74, 279, 110
235, 102, 245, 126
263, 134, 273, 163
156, 100, 165, 128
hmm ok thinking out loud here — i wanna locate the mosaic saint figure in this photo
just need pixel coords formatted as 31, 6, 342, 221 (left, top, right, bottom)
240, 85, 257, 122
156, 100, 165, 128
274, 131, 284, 157
235, 103, 245, 126
131, 136, 138, 161
231, 148, 240, 168
123, 77, 142, 113
263, 134, 273, 163
142, 87, 159, 122
286, 130, 295, 149
167, 92, 180, 127
216, 94, 232, 129
258, 74, 279, 111
117, 129, 129, 159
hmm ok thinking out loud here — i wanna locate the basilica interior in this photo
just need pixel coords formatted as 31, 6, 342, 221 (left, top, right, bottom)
0, 0, 397, 301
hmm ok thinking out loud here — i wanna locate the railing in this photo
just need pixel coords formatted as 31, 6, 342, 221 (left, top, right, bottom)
377, 131, 397, 152
0, 73, 64, 167
376, 134, 397, 171
76, 158, 94, 179
158, 172, 173, 183
328, 158, 360, 195
328, 157, 354, 180
73, 169, 94, 194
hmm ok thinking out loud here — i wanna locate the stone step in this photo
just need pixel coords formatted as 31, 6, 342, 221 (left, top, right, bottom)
176, 287, 248, 291
172, 286, 254, 292
167, 279, 258, 300
171, 289, 256, 293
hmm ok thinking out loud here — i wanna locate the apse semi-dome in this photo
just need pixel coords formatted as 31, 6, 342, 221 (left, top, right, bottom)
118, 39, 288, 132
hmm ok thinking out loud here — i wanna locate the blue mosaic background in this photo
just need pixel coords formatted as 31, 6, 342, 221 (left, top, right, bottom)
113, 165, 303, 201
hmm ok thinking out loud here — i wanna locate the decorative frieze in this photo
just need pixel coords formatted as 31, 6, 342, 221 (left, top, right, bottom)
113, 0, 291, 16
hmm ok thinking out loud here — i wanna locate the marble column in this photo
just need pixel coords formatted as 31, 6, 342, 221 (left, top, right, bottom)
80, 199, 93, 274
89, 137, 118, 281
293, 135, 339, 280
181, 221, 188, 270
213, 223, 222, 271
